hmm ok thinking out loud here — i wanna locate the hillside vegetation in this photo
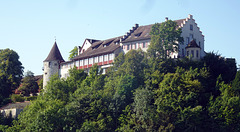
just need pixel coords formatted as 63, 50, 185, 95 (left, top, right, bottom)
1, 49, 239, 132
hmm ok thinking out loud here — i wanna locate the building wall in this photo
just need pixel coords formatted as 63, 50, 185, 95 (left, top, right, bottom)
80, 40, 92, 54
1, 108, 23, 118
59, 47, 122, 78
186, 47, 201, 61
43, 60, 60, 88
59, 61, 74, 78
122, 39, 150, 54
179, 15, 205, 58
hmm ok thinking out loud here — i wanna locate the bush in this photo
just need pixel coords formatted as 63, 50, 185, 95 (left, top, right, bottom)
25, 96, 37, 101
10, 94, 24, 103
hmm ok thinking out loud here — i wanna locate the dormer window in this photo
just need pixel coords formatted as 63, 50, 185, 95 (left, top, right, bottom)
134, 32, 142, 37
190, 24, 193, 31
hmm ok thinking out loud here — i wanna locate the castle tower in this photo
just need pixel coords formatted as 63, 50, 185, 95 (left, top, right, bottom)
43, 41, 64, 88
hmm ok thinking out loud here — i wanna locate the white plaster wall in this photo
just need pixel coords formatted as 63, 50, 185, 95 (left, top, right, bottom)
80, 40, 92, 54
43, 60, 60, 88
186, 47, 201, 61
59, 62, 75, 79
122, 39, 150, 54
180, 16, 205, 58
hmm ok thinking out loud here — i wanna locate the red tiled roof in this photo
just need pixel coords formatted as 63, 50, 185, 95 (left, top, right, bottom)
122, 19, 185, 43
72, 36, 122, 60
0, 101, 30, 110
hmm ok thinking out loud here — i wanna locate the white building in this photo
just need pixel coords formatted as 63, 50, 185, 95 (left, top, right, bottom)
0, 101, 30, 118
43, 14, 205, 87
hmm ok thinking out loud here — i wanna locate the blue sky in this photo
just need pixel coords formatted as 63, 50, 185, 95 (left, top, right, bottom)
0, 0, 239, 75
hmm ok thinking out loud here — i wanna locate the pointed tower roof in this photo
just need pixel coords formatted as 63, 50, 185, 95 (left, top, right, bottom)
44, 41, 64, 62
185, 40, 200, 49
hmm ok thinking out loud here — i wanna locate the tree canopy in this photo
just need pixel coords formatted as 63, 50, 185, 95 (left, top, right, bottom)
147, 20, 183, 59
69, 46, 79, 60
0, 49, 23, 106
18, 71, 39, 96
2, 49, 238, 131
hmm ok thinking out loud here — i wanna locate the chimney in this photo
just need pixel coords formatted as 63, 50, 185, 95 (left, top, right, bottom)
165, 17, 168, 21
78, 46, 81, 55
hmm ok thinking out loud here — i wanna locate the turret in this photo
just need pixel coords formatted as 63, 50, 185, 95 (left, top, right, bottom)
185, 40, 201, 61
43, 41, 64, 88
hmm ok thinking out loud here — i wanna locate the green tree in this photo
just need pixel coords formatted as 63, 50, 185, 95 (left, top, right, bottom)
132, 88, 155, 131
0, 49, 23, 106
15, 99, 66, 132
147, 20, 183, 59
203, 52, 237, 84
154, 68, 206, 131
231, 71, 240, 96
114, 49, 146, 86
18, 71, 39, 96
208, 81, 240, 131
69, 46, 78, 60
43, 74, 70, 102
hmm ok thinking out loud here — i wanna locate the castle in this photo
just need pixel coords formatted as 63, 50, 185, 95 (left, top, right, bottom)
43, 14, 205, 88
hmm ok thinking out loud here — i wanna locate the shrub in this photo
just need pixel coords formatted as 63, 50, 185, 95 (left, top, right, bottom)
10, 94, 24, 103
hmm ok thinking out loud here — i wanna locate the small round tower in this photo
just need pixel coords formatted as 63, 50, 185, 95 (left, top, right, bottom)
185, 40, 201, 61
43, 41, 64, 88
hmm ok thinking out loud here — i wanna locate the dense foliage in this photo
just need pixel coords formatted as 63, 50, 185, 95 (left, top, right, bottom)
0, 49, 23, 106
1, 49, 238, 132
69, 46, 79, 60
18, 71, 39, 96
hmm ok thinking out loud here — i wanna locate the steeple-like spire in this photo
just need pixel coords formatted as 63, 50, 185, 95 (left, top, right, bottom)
44, 41, 64, 62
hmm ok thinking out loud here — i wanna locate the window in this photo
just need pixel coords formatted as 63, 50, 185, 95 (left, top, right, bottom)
187, 51, 189, 56
84, 59, 88, 65
75, 60, 79, 67
80, 60, 83, 66
109, 53, 114, 60
190, 24, 193, 31
186, 37, 189, 45
190, 34, 193, 41
197, 50, 199, 58
191, 50, 194, 57
104, 54, 108, 61
99, 55, 103, 62
94, 56, 98, 63
134, 43, 136, 49
143, 42, 146, 48
127, 44, 130, 50
89, 58, 93, 64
